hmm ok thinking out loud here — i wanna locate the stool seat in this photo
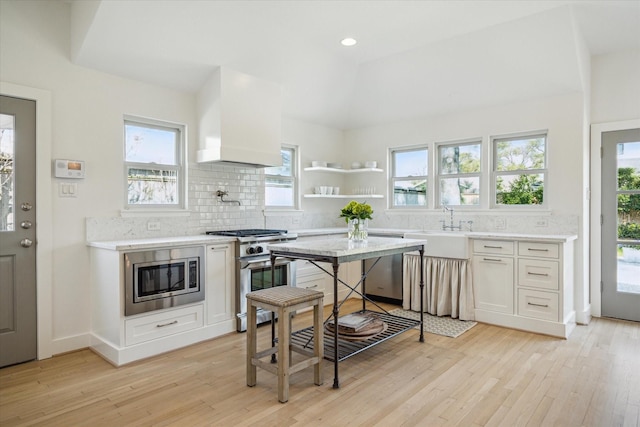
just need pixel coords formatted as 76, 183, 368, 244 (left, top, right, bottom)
246, 286, 324, 403
247, 286, 324, 307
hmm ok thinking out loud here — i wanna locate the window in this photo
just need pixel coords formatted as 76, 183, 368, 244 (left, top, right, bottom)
124, 117, 185, 209
265, 146, 297, 208
391, 146, 428, 207
492, 132, 547, 206
437, 141, 481, 207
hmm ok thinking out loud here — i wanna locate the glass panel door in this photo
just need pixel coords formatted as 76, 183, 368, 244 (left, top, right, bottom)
602, 129, 640, 322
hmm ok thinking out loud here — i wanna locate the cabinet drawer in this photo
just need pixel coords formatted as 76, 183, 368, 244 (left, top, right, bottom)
517, 289, 559, 321
518, 242, 559, 259
518, 259, 559, 290
125, 304, 204, 346
472, 239, 514, 256
297, 260, 332, 276
297, 275, 325, 293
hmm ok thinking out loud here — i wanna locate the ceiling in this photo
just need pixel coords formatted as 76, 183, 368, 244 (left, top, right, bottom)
70, 1, 640, 130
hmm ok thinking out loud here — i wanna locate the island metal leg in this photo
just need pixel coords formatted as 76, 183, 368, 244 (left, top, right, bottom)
419, 246, 425, 343
332, 261, 340, 388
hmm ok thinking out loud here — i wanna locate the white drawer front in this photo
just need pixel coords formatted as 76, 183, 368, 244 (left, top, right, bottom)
518, 259, 559, 290
472, 240, 514, 256
518, 289, 559, 321
297, 275, 325, 293
518, 242, 559, 259
125, 304, 204, 346
296, 260, 328, 277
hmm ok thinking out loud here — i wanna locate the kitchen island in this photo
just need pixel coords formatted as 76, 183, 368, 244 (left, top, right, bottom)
268, 236, 427, 388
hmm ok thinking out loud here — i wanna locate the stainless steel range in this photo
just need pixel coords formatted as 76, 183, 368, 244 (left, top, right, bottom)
206, 229, 297, 331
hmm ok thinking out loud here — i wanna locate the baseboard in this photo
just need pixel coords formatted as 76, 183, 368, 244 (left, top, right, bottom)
575, 304, 592, 325
90, 320, 235, 366
51, 333, 92, 356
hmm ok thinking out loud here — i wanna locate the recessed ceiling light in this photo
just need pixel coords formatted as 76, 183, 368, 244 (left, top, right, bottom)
341, 38, 357, 47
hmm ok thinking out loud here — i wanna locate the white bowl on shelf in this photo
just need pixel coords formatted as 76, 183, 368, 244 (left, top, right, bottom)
364, 161, 377, 168
311, 160, 327, 168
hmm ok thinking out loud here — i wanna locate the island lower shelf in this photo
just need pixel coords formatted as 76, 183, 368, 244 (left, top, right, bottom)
290, 310, 419, 362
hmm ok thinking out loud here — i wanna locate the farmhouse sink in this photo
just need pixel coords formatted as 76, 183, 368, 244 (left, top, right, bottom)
404, 231, 470, 259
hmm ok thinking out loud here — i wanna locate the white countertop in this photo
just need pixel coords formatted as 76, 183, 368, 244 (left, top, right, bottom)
87, 229, 577, 252
295, 227, 577, 243
268, 236, 427, 260
87, 235, 235, 251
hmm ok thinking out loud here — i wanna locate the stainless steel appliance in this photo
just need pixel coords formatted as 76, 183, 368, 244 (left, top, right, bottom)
206, 229, 297, 331
363, 233, 404, 304
124, 246, 205, 316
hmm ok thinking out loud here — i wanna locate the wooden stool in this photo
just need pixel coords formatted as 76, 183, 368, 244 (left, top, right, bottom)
246, 286, 324, 403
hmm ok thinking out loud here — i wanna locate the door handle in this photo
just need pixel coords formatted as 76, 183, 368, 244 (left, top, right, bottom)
20, 221, 32, 229
20, 238, 33, 248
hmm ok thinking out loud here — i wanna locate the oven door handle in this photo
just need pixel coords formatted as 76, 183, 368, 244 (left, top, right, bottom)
240, 258, 292, 269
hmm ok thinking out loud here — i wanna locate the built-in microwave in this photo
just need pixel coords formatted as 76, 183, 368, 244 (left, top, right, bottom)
124, 246, 205, 316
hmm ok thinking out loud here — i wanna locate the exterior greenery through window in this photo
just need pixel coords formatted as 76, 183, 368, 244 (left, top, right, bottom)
391, 147, 428, 207
438, 141, 481, 206
124, 117, 185, 209
617, 142, 640, 245
493, 133, 547, 206
265, 146, 297, 208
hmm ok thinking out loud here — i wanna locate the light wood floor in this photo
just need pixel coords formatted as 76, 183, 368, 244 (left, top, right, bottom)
1, 300, 638, 427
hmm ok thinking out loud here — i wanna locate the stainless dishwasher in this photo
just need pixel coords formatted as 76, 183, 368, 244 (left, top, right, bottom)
363, 233, 404, 304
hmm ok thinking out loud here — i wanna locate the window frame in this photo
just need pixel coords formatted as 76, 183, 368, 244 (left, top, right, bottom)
123, 116, 186, 211
491, 131, 548, 209
264, 145, 299, 210
436, 139, 482, 209
389, 145, 429, 209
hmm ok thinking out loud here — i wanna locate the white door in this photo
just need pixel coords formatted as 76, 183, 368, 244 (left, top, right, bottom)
601, 128, 640, 322
0, 95, 37, 367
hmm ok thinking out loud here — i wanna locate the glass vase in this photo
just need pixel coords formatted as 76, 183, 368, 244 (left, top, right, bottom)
348, 218, 368, 241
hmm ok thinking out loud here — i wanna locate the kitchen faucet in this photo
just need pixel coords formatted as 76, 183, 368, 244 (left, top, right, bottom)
440, 205, 473, 231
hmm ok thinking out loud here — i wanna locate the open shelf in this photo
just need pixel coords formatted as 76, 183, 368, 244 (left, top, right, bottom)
303, 194, 383, 199
290, 309, 420, 362
304, 167, 383, 174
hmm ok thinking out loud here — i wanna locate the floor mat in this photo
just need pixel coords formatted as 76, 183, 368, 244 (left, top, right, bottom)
388, 308, 477, 338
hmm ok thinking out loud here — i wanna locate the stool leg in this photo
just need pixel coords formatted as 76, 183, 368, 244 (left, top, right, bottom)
313, 300, 324, 386
246, 303, 257, 387
277, 307, 290, 403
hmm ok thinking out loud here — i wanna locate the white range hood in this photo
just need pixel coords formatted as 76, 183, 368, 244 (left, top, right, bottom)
197, 67, 282, 167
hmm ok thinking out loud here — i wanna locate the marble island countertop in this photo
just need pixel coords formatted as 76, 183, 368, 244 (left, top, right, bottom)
268, 236, 428, 262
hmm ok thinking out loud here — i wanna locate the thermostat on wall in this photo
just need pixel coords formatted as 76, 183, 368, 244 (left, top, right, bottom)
54, 159, 85, 178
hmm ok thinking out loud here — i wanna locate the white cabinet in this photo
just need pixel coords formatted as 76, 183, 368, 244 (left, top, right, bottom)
294, 235, 354, 302
125, 304, 204, 346
89, 241, 236, 366
303, 166, 384, 199
471, 237, 575, 338
472, 241, 514, 314
205, 243, 235, 325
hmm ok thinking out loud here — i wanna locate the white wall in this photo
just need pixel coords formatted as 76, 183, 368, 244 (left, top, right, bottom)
591, 50, 640, 124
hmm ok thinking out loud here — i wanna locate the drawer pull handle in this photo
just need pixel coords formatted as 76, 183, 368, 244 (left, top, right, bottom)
527, 272, 549, 276
306, 284, 319, 289
527, 302, 549, 308
156, 320, 179, 328
484, 245, 503, 249
528, 248, 549, 252
483, 257, 503, 262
